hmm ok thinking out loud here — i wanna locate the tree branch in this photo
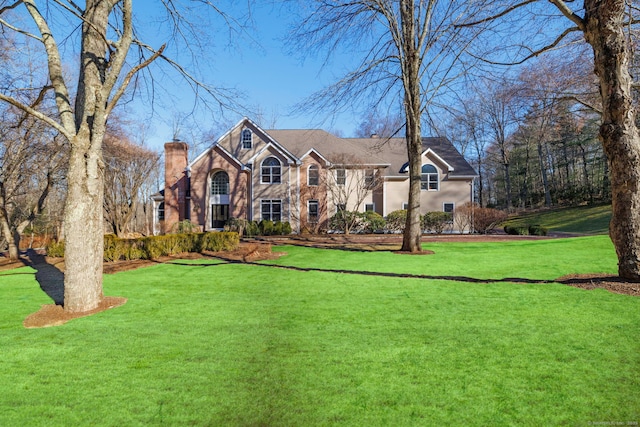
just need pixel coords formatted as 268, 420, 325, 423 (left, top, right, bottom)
0, 93, 71, 139
106, 44, 166, 117
22, 0, 75, 135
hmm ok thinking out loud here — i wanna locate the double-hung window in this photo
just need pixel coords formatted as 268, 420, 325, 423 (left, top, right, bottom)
308, 200, 319, 223
241, 129, 252, 149
308, 165, 319, 186
336, 168, 346, 186
261, 199, 282, 221
364, 169, 375, 188
261, 157, 281, 184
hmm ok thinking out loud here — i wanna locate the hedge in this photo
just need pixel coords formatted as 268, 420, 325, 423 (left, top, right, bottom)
47, 232, 240, 262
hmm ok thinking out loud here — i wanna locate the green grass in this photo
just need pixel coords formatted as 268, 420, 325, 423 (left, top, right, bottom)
504, 204, 612, 234
1, 236, 638, 426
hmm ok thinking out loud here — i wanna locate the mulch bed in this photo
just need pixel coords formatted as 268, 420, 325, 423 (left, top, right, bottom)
4, 235, 638, 329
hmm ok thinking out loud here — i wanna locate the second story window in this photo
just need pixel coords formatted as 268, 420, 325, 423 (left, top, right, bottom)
261, 156, 281, 184
211, 171, 230, 195
308, 165, 319, 186
336, 168, 346, 186
242, 129, 252, 149
364, 169, 375, 188
421, 164, 439, 191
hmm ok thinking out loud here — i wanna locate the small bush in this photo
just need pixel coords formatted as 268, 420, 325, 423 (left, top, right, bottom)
201, 232, 239, 251
281, 221, 292, 235
329, 210, 360, 234
361, 211, 385, 233
172, 220, 200, 234
528, 224, 548, 236
504, 225, 529, 235
259, 220, 274, 236
471, 205, 509, 234
385, 210, 407, 232
422, 212, 452, 234
46, 241, 65, 257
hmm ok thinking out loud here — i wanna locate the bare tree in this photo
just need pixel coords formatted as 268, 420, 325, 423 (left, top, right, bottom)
465, 1, 640, 280
0, 105, 66, 259
0, 1, 246, 312
103, 130, 159, 238
355, 110, 404, 138
325, 154, 384, 234
290, 1, 485, 252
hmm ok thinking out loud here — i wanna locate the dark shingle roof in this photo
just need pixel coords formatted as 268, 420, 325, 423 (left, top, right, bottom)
344, 136, 477, 178
264, 130, 475, 178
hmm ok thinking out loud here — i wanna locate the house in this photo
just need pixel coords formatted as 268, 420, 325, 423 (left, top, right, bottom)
152, 117, 477, 235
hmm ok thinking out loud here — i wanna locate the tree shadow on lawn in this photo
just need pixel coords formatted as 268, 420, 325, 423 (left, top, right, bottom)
183, 256, 640, 297
23, 249, 65, 305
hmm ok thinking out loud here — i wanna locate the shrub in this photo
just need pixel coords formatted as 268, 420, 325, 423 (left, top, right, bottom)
385, 210, 407, 232
528, 224, 548, 236
259, 220, 274, 236
172, 220, 200, 234
471, 205, 509, 234
244, 221, 260, 237
281, 221, 292, 235
422, 211, 452, 234
504, 225, 529, 235
201, 232, 240, 251
329, 210, 359, 234
46, 241, 65, 257
361, 211, 385, 233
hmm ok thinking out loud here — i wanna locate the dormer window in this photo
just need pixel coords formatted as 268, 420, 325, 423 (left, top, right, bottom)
241, 129, 252, 149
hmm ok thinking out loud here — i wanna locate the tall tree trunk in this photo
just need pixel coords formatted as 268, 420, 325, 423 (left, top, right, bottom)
0, 202, 18, 260
62, 0, 113, 312
400, 0, 423, 253
584, 0, 640, 280
537, 142, 552, 207
63, 135, 105, 312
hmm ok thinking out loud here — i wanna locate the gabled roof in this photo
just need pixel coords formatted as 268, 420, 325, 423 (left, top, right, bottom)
216, 117, 301, 165
346, 136, 477, 178
189, 141, 248, 171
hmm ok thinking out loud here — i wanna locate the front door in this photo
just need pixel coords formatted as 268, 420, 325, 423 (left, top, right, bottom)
212, 204, 229, 229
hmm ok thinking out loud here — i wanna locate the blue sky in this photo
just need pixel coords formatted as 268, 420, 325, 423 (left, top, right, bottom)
131, 2, 362, 151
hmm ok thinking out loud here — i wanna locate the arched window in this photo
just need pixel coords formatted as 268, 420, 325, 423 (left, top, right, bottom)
261, 157, 281, 184
241, 129, 252, 149
211, 171, 230, 195
421, 164, 439, 191
308, 165, 319, 186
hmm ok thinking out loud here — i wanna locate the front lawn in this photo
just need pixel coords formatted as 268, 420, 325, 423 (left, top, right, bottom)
0, 235, 638, 426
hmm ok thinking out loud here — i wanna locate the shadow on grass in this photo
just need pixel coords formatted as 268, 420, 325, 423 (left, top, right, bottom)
24, 249, 65, 305
171, 257, 555, 285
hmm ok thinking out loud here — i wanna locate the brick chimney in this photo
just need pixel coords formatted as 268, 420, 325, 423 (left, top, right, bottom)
164, 140, 189, 233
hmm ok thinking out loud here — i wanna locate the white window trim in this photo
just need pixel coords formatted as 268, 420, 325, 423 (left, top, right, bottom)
241, 129, 252, 149
260, 156, 282, 184
421, 164, 439, 191
260, 199, 283, 222
308, 199, 319, 223
443, 202, 455, 213
365, 203, 375, 212
307, 164, 319, 186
